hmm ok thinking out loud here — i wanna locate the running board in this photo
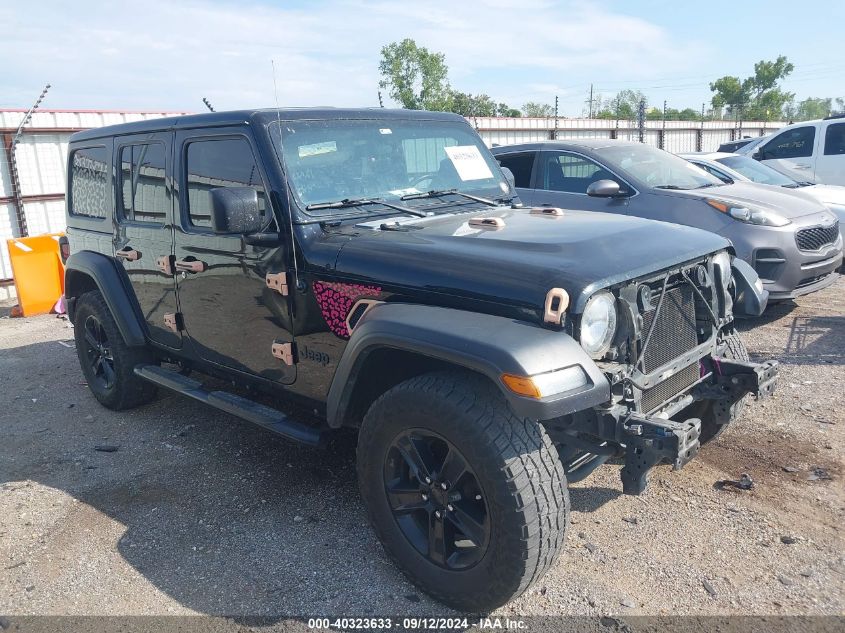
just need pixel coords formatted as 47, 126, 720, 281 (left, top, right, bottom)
134, 365, 323, 447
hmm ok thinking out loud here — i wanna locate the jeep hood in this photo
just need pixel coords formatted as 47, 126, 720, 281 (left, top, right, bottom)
330, 207, 729, 314
660, 181, 829, 219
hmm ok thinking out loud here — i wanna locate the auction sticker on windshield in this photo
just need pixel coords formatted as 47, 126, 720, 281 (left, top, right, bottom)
445, 145, 494, 181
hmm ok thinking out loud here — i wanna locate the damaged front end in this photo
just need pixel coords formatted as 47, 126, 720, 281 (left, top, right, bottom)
545, 252, 779, 494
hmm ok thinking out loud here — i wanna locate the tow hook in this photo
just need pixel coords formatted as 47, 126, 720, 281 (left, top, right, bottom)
620, 415, 702, 495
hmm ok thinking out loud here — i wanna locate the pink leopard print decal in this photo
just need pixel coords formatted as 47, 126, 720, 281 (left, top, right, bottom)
313, 281, 382, 338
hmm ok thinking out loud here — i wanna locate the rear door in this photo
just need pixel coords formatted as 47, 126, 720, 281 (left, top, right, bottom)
817, 120, 845, 185
173, 127, 296, 384
112, 133, 181, 349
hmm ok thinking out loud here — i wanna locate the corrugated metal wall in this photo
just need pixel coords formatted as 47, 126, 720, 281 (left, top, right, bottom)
0, 109, 784, 301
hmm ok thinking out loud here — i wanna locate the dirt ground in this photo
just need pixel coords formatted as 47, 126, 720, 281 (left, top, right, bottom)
1, 278, 843, 620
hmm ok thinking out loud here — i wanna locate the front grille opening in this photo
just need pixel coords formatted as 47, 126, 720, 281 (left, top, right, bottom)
796, 222, 839, 252
639, 283, 697, 374
640, 363, 700, 414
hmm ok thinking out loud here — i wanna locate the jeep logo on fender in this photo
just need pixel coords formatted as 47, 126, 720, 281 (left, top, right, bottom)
300, 345, 330, 367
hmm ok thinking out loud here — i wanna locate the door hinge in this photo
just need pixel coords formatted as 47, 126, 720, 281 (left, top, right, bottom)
164, 312, 184, 333
271, 341, 296, 366
266, 272, 289, 296
157, 255, 174, 275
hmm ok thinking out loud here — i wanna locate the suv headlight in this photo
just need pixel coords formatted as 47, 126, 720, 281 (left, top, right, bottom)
579, 291, 617, 359
706, 198, 791, 227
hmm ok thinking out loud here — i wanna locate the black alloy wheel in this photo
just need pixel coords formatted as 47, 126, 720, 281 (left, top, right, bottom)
82, 314, 116, 390
384, 429, 490, 570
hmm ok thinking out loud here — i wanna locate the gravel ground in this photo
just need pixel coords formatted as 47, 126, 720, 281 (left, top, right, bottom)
1, 279, 843, 619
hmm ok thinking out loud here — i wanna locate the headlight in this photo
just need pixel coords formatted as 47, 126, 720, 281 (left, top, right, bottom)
579, 291, 617, 359
706, 198, 791, 227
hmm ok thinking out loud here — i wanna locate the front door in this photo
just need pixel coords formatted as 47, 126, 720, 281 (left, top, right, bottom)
173, 128, 296, 384
524, 150, 631, 215
758, 125, 818, 182
112, 133, 181, 349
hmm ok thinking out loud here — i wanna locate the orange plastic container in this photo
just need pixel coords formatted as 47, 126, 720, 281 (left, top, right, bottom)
7, 232, 66, 316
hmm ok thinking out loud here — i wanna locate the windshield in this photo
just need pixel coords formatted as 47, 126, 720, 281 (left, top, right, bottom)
270, 119, 509, 214
593, 143, 723, 190
716, 155, 796, 186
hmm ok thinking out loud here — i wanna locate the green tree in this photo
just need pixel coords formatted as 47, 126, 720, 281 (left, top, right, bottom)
710, 55, 794, 120
497, 103, 521, 117
449, 91, 497, 117
522, 102, 555, 117
794, 97, 832, 121
378, 39, 452, 110
595, 90, 647, 120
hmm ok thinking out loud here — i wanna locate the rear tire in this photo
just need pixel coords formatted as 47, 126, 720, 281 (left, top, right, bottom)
684, 331, 749, 445
357, 370, 568, 612
73, 290, 157, 410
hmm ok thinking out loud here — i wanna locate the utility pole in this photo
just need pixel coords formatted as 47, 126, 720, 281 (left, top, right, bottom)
553, 96, 559, 140
202, 97, 215, 112
378, 90, 384, 108
698, 102, 706, 151
659, 99, 667, 149
588, 84, 594, 119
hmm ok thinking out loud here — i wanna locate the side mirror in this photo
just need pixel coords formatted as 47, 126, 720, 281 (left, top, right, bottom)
210, 187, 264, 234
586, 179, 621, 197
500, 166, 516, 189
752, 149, 764, 161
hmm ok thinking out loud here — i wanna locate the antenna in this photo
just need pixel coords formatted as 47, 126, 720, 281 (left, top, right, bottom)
202, 97, 215, 112
271, 59, 301, 290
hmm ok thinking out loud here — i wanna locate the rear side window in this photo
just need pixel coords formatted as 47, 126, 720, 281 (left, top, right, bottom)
496, 152, 535, 188
763, 126, 815, 159
185, 138, 266, 229
119, 143, 167, 223
69, 146, 108, 218
824, 123, 845, 155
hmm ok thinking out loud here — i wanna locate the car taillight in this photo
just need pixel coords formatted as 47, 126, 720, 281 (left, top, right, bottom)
59, 236, 70, 263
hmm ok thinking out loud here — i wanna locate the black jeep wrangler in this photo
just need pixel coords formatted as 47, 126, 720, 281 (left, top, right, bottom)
63, 108, 778, 611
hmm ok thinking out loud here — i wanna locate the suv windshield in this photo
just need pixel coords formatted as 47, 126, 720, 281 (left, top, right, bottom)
594, 143, 723, 190
270, 119, 509, 214
716, 155, 799, 186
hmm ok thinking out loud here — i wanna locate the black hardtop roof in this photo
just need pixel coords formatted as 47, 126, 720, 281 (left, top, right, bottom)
70, 107, 467, 143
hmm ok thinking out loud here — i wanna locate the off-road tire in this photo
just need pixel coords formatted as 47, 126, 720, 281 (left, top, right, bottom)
685, 330, 749, 445
73, 290, 157, 410
357, 370, 569, 612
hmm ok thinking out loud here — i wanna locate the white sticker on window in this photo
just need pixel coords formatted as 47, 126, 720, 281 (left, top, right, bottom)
444, 145, 494, 181
298, 141, 337, 158
379, 128, 392, 135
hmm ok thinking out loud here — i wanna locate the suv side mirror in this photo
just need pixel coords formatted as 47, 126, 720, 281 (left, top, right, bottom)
586, 179, 621, 197
500, 166, 516, 189
210, 187, 264, 234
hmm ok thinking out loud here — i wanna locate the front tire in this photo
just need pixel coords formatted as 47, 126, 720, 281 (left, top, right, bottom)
73, 290, 157, 410
684, 331, 749, 444
357, 371, 568, 612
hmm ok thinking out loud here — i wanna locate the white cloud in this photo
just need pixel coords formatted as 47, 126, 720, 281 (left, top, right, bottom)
0, 0, 705, 113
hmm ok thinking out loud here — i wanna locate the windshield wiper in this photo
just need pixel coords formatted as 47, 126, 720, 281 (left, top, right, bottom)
305, 197, 427, 217
694, 183, 722, 189
653, 185, 690, 190
400, 188, 499, 207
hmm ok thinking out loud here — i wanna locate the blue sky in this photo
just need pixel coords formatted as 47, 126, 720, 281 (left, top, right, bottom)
2, 0, 842, 116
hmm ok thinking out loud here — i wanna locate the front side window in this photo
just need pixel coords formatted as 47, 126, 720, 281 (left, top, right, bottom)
824, 123, 845, 156
70, 146, 108, 218
763, 126, 815, 159
543, 152, 613, 193
716, 155, 795, 186
185, 138, 267, 229
119, 143, 167, 223
593, 143, 722, 190
496, 152, 536, 188
271, 119, 509, 213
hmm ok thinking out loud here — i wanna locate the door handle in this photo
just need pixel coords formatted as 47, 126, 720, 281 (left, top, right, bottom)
115, 247, 141, 261
175, 258, 207, 273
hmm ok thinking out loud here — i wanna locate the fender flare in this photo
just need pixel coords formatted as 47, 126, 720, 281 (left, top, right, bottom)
64, 251, 147, 346
326, 303, 610, 427
731, 258, 768, 317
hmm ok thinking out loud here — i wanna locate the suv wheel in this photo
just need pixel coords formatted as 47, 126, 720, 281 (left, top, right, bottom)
357, 371, 568, 611
685, 331, 749, 444
73, 290, 157, 410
